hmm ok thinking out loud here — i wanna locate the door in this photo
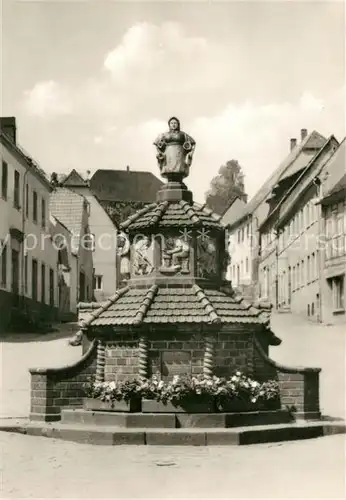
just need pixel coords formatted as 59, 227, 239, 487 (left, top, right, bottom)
11, 249, 19, 306
79, 271, 85, 302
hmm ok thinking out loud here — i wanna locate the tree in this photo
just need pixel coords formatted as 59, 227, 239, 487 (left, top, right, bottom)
205, 160, 247, 215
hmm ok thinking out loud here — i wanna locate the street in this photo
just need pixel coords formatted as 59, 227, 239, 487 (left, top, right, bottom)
0, 313, 345, 498
1, 431, 345, 498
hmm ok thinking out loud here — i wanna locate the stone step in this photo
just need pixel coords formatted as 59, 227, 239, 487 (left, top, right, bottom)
61, 409, 294, 429
1, 420, 345, 446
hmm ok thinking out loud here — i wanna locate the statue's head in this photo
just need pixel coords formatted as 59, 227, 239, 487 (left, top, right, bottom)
168, 116, 180, 131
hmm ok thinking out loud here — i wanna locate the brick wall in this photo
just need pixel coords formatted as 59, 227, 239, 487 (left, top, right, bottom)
103, 328, 254, 382
253, 336, 321, 419
30, 339, 97, 422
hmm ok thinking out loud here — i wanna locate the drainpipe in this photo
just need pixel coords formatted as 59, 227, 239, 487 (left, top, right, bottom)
20, 169, 29, 308
313, 178, 323, 322
275, 230, 279, 310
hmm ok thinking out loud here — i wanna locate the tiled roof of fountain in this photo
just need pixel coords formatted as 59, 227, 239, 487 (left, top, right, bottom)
78, 285, 270, 327
120, 200, 224, 231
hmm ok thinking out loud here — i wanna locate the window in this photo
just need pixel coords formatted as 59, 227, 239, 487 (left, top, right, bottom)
1, 243, 7, 286
241, 227, 244, 242
307, 255, 310, 282
32, 259, 38, 301
246, 223, 250, 238
297, 262, 300, 288
24, 255, 28, 294
332, 276, 345, 311
49, 268, 54, 306
237, 230, 240, 243
33, 191, 38, 222
25, 183, 29, 218
301, 259, 305, 286
93, 274, 103, 291
1, 161, 8, 199
41, 263, 46, 303
300, 209, 304, 231
245, 257, 249, 274
292, 266, 296, 290
41, 198, 46, 229
13, 170, 20, 209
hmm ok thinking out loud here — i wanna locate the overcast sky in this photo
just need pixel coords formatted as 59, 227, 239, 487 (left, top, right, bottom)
2, 0, 345, 203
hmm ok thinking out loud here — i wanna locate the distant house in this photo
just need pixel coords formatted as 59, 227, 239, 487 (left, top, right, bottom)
49, 214, 78, 321
89, 167, 164, 226
225, 129, 330, 301
318, 140, 346, 324
61, 169, 118, 300
221, 196, 248, 283
49, 187, 94, 312
60, 167, 163, 298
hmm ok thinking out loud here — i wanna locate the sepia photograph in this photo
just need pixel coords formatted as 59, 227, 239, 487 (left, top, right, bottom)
0, 0, 345, 498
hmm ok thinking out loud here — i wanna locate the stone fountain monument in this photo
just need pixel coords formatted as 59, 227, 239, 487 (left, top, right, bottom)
28, 118, 324, 445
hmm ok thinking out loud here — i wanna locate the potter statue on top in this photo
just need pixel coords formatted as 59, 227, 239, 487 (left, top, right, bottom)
154, 117, 196, 179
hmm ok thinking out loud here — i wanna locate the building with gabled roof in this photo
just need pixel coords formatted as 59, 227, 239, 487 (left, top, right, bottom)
49, 187, 94, 308
0, 117, 59, 331
224, 129, 330, 301
60, 167, 163, 300
59, 169, 118, 300
318, 139, 346, 324
257, 134, 339, 318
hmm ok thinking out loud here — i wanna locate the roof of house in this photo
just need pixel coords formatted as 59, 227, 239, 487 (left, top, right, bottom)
78, 284, 270, 327
0, 130, 51, 189
259, 135, 338, 230
221, 196, 247, 227
89, 169, 164, 203
62, 169, 88, 187
319, 139, 346, 204
227, 130, 327, 229
49, 188, 87, 246
120, 200, 224, 232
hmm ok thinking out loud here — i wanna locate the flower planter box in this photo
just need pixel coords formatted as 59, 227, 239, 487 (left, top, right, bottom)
217, 398, 258, 413
142, 399, 216, 413
83, 397, 141, 413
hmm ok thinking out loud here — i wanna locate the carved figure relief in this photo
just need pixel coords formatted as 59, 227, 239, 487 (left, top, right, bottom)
161, 237, 190, 274
133, 236, 154, 275
196, 236, 217, 279
153, 117, 196, 179
117, 232, 131, 278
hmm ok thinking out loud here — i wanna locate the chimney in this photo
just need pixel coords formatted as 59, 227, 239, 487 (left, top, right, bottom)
0, 117, 16, 144
301, 128, 308, 141
126, 165, 130, 172
290, 138, 297, 151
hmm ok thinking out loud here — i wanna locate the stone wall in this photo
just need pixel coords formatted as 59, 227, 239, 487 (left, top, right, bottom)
28, 327, 321, 422
30, 340, 97, 422
253, 337, 320, 419
103, 327, 254, 382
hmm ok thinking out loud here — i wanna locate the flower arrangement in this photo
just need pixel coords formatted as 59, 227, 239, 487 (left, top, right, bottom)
83, 379, 142, 404
83, 372, 279, 408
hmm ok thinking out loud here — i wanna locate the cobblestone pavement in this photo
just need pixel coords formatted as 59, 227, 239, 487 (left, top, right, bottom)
1, 432, 345, 499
